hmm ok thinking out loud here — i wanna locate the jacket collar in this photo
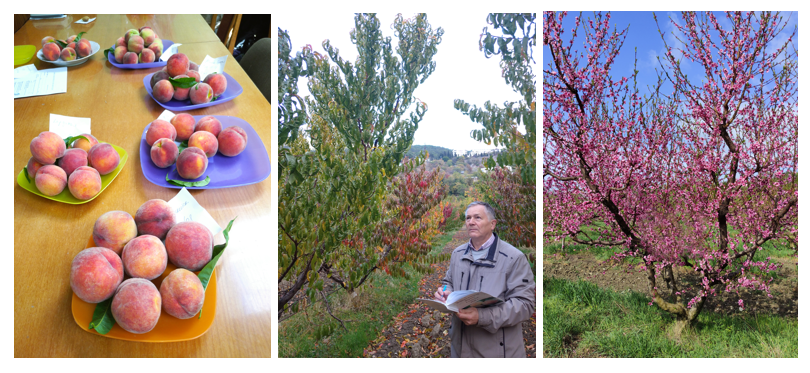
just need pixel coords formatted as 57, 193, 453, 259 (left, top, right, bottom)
462, 232, 500, 265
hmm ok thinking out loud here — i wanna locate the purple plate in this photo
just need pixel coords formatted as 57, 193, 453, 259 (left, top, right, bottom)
140, 116, 270, 189
107, 39, 175, 69
143, 72, 243, 111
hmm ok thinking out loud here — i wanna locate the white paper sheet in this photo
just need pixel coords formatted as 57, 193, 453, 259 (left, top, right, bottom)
197, 55, 227, 80
157, 109, 176, 122
167, 187, 223, 237
14, 67, 67, 99
160, 43, 182, 62
48, 114, 91, 138
14, 65, 38, 79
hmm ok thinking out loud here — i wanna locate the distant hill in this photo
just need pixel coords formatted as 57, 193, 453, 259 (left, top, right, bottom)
406, 145, 455, 159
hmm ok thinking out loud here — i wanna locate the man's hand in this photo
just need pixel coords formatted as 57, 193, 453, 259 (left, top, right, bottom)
457, 307, 479, 326
434, 286, 450, 302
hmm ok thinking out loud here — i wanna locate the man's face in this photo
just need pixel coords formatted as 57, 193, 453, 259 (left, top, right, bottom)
466, 205, 496, 241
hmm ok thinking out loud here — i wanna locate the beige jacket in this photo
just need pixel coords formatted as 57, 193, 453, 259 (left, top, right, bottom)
441, 233, 536, 358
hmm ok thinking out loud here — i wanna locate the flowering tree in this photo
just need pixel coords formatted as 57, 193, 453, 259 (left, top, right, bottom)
543, 11, 797, 332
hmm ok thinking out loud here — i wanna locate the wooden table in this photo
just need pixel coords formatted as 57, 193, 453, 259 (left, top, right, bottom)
14, 15, 273, 357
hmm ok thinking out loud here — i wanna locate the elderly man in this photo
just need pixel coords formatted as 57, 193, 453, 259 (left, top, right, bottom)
434, 201, 535, 358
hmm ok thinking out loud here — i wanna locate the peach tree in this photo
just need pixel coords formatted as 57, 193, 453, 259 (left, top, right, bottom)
543, 11, 797, 332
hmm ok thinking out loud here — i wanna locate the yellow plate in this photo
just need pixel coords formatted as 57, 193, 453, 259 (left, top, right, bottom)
16, 142, 127, 204
14, 45, 36, 65
71, 236, 217, 342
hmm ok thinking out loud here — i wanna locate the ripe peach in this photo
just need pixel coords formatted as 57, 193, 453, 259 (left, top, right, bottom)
124, 29, 139, 44
148, 39, 163, 60
160, 268, 205, 319
41, 36, 55, 46
194, 116, 222, 137
189, 61, 199, 71
150, 138, 178, 169
165, 221, 213, 271
66, 35, 77, 44
70, 133, 98, 159
139, 26, 152, 33
188, 131, 218, 158
26, 157, 45, 179
88, 143, 120, 175
42, 42, 61, 61
189, 83, 213, 105
185, 70, 201, 83
139, 48, 155, 63
76, 39, 92, 58
150, 71, 170, 88
152, 80, 175, 103
114, 46, 128, 63
145, 120, 177, 146
111, 278, 161, 334
123, 51, 138, 64
134, 199, 176, 240
57, 148, 88, 176
218, 126, 248, 157
67, 42, 76, 51
172, 74, 191, 101
115, 36, 126, 48
176, 147, 208, 180
30, 131, 66, 165
203, 73, 227, 98
122, 235, 168, 280
93, 210, 138, 255
68, 166, 101, 200
35, 165, 67, 196
127, 35, 144, 54
140, 28, 157, 47
60, 47, 76, 61
70, 247, 124, 303
170, 113, 196, 141
166, 53, 189, 77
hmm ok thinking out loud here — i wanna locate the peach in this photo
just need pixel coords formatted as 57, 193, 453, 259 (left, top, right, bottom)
160, 268, 205, 319
140, 28, 157, 47
111, 278, 161, 334
170, 113, 196, 141
145, 119, 177, 146
150, 138, 178, 169
41, 42, 61, 61
127, 35, 144, 54
189, 83, 213, 105
68, 166, 101, 200
26, 157, 45, 179
76, 39, 92, 58
66, 35, 77, 44
60, 47, 76, 61
150, 71, 171, 88
88, 143, 120, 175
67, 42, 76, 51
166, 53, 189, 77
123, 51, 138, 64
34, 165, 67, 196
165, 221, 213, 271
139, 48, 155, 63
194, 116, 222, 137
204, 73, 227, 98
57, 148, 88, 176
189, 61, 199, 71
114, 46, 128, 63
152, 80, 175, 103
218, 126, 248, 157
188, 131, 218, 158
124, 29, 139, 44
93, 210, 138, 255
41, 36, 55, 46
176, 147, 208, 180
148, 39, 163, 60
122, 235, 167, 280
134, 199, 176, 240
70, 247, 124, 303
139, 26, 152, 33
172, 74, 191, 101
185, 70, 201, 83
70, 133, 98, 159
30, 131, 66, 165
115, 36, 126, 48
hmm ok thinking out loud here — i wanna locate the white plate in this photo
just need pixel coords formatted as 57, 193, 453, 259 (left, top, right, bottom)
36, 41, 100, 67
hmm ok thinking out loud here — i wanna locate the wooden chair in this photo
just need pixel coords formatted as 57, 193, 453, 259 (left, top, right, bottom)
213, 14, 243, 54
14, 14, 30, 34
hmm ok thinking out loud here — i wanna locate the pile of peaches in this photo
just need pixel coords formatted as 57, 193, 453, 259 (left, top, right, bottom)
146, 114, 248, 179
71, 200, 213, 333
26, 132, 119, 200
150, 53, 228, 105
41, 34, 94, 62
111, 27, 164, 64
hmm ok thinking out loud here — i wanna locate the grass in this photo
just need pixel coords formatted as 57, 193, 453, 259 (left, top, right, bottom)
278, 227, 460, 358
543, 277, 798, 358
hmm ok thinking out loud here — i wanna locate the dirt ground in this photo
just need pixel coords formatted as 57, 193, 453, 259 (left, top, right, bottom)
543, 252, 798, 318
364, 229, 538, 358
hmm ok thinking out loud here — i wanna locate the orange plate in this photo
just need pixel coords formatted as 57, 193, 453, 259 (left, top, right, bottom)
71, 236, 217, 342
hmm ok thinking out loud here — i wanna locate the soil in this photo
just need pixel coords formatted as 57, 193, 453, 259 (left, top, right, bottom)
363, 228, 537, 358
543, 251, 798, 318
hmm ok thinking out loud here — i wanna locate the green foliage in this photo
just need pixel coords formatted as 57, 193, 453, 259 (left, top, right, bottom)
278, 28, 317, 153
454, 13, 536, 183
405, 144, 453, 159
88, 298, 115, 335
472, 167, 536, 247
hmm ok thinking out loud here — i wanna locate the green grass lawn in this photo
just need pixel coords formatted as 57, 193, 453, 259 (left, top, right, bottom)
543, 277, 798, 358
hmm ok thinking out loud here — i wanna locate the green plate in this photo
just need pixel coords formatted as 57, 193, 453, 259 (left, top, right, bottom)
16, 143, 128, 204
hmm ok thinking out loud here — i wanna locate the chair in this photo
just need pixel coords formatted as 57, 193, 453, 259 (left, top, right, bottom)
238, 37, 272, 104
214, 14, 243, 54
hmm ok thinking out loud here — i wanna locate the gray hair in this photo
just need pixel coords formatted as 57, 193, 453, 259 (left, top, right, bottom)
465, 201, 496, 220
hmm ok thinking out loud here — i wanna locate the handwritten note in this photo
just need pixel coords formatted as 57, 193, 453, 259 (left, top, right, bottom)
14, 67, 67, 99
160, 43, 182, 62
49, 114, 91, 138
167, 187, 223, 236
157, 109, 176, 122
197, 55, 227, 80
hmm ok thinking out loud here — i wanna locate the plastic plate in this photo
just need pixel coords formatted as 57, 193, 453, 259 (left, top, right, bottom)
140, 116, 270, 189
15, 45, 36, 65
36, 41, 101, 67
107, 39, 174, 69
71, 237, 217, 342
17, 142, 127, 204
143, 72, 243, 111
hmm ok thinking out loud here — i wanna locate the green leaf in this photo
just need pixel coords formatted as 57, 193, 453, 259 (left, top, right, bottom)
168, 77, 198, 89
74, 31, 87, 43
104, 46, 114, 60
197, 217, 236, 318
88, 297, 116, 334
63, 135, 89, 149
178, 140, 189, 154
166, 173, 211, 187
23, 167, 30, 183
50, 40, 67, 49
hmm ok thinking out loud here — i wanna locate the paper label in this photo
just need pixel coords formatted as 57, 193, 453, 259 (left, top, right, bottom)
48, 114, 91, 138
157, 109, 176, 122
167, 187, 223, 236
74, 17, 96, 24
197, 55, 227, 80
14, 65, 38, 80
160, 43, 182, 62
14, 67, 67, 99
